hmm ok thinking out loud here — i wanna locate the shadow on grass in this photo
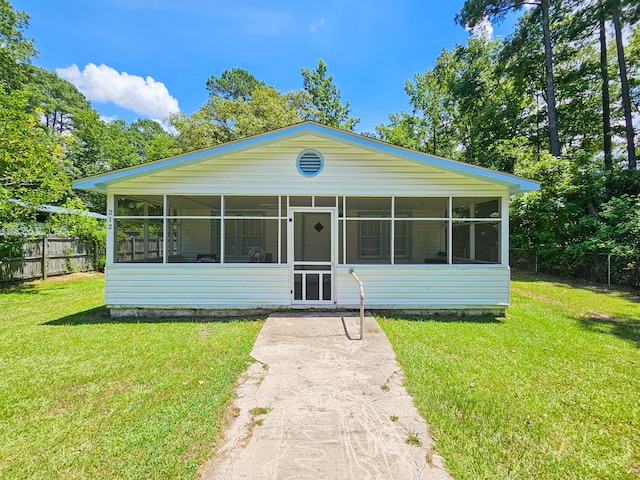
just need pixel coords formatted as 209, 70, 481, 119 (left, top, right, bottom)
512, 270, 640, 304
579, 315, 640, 349
378, 313, 504, 324
0, 283, 40, 294
44, 307, 265, 326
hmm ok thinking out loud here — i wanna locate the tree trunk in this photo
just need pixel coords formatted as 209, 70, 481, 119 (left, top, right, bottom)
599, 0, 613, 171
612, 3, 637, 169
541, 0, 561, 157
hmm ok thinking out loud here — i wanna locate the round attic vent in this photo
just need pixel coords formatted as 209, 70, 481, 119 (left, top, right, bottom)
296, 149, 324, 177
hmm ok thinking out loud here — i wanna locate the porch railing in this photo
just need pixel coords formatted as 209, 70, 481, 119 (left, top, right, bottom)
349, 269, 365, 340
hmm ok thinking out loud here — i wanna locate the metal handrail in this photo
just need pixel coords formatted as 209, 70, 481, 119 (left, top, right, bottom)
349, 269, 365, 340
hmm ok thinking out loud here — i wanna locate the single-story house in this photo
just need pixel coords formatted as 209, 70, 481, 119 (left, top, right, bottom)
73, 121, 539, 317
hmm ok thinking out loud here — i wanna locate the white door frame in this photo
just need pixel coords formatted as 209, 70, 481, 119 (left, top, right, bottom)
288, 207, 337, 306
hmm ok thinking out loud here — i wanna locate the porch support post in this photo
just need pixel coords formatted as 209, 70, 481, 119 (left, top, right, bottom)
106, 194, 115, 266
501, 195, 509, 266
469, 202, 475, 261
447, 197, 452, 265
143, 203, 149, 258
163, 195, 168, 264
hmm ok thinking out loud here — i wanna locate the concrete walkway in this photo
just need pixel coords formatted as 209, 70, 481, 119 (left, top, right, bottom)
198, 313, 452, 480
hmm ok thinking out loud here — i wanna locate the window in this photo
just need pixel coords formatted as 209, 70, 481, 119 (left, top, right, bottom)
224, 218, 265, 262
359, 219, 383, 258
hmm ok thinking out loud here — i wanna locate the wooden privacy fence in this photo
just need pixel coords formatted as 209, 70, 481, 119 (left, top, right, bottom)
0, 235, 97, 283
117, 236, 163, 262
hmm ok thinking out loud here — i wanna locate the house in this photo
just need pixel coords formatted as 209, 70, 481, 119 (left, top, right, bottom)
73, 121, 540, 317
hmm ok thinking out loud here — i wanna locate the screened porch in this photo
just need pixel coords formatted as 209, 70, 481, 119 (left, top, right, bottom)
111, 194, 504, 266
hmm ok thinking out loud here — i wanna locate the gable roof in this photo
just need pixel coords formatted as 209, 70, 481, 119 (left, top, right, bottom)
73, 121, 540, 195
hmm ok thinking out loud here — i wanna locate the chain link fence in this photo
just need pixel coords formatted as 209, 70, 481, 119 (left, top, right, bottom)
510, 248, 640, 288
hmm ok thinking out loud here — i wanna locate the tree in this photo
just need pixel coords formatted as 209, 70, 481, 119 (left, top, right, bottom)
400, 47, 458, 157
0, 0, 37, 91
169, 84, 317, 152
122, 118, 172, 163
610, 0, 638, 168
598, 0, 614, 170
457, 0, 562, 157
379, 38, 528, 171
25, 66, 92, 135
629, 20, 640, 118
206, 68, 265, 101
0, 89, 68, 254
301, 59, 359, 131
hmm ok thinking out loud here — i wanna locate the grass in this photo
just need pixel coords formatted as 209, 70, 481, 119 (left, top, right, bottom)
0, 273, 263, 480
379, 272, 640, 479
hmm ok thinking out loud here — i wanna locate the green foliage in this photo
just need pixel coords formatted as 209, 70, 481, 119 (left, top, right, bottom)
47, 198, 106, 251
0, 89, 68, 228
169, 84, 317, 152
381, 38, 529, 170
123, 118, 173, 163
380, 3, 639, 286
301, 59, 359, 131
0, 0, 36, 91
206, 67, 265, 101
24, 66, 92, 135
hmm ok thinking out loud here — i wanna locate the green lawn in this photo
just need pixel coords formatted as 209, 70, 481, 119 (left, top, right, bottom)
3, 273, 639, 479
0, 274, 263, 480
380, 272, 640, 480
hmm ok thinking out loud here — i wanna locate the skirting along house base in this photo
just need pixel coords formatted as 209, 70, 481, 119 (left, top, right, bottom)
73, 122, 539, 316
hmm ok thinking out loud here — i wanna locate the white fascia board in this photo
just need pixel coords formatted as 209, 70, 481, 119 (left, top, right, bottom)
72, 121, 540, 195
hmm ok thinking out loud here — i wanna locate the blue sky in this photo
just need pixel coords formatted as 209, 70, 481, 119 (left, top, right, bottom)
13, 0, 519, 133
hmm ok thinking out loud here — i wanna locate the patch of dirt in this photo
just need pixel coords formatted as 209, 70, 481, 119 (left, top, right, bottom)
511, 288, 562, 304
29, 272, 103, 284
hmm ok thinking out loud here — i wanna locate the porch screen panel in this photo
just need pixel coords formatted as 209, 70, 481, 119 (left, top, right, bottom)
225, 196, 278, 216
395, 197, 447, 218
167, 195, 220, 216
394, 220, 448, 264
346, 197, 391, 217
115, 195, 163, 216
452, 221, 501, 264
115, 219, 164, 263
223, 196, 279, 263
345, 219, 391, 264
168, 219, 220, 263
344, 197, 391, 264
113, 195, 164, 263
451, 197, 501, 264
224, 218, 278, 263
453, 197, 501, 218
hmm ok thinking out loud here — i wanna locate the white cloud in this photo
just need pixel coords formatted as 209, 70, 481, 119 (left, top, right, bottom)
57, 63, 180, 119
310, 18, 325, 32
466, 16, 494, 40
99, 115, 118, 124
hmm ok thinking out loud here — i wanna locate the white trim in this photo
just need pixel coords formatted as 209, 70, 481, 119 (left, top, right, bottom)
289, 207, 336, 305
106, 194, 115, 267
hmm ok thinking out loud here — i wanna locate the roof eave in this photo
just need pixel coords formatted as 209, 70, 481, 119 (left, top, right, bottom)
71, 121, 541, 195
